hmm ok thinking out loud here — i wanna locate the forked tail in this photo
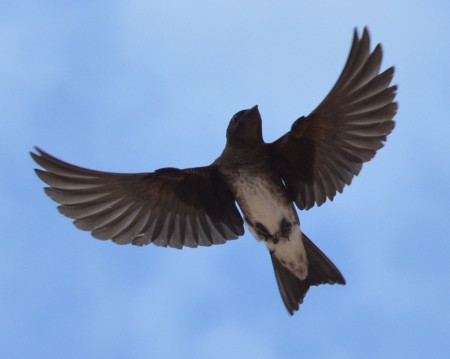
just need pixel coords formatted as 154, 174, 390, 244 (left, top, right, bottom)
270, 232, 346, 315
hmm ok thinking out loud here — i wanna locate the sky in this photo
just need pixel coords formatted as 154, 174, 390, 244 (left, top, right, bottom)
1, 1, 449, 358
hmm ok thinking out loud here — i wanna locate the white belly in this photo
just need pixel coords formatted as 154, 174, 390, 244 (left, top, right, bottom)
237, 178, 294, 235
233, 175, 308, 280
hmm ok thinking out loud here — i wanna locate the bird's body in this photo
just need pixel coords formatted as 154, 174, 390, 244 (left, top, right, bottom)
216, 130, 308, 281
31, 28, 397, 315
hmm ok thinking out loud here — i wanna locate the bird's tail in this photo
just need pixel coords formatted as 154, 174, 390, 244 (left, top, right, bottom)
270, 232, 346, 315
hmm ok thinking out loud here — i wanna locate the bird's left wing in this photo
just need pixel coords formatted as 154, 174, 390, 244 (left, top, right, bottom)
31, 147, 244, 248
268, 28, 397, 210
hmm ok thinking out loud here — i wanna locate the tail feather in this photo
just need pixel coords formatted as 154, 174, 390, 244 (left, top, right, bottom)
270, 232, 345, 315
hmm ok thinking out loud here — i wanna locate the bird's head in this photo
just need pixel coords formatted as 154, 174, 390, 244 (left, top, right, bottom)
226, 105, 263, 147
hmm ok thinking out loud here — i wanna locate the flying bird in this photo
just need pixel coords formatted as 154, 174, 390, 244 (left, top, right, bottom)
31, 27, 397, 315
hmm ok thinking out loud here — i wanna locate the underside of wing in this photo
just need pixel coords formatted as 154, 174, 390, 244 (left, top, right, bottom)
31, 147, 244, 248
269, 27, 397, 210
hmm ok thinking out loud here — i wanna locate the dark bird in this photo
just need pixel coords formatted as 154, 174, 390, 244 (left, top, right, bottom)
31, 28, 397, 315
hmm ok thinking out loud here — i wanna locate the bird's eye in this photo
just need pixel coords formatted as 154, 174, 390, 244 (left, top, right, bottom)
230, 110, 247, 124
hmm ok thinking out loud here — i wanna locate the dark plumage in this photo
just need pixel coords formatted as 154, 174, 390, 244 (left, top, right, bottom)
31, 28, 397, 315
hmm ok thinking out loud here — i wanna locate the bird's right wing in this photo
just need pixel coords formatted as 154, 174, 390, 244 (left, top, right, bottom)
31, 147, 244, 248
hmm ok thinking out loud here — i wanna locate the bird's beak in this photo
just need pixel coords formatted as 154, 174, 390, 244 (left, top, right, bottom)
245, 105, 259, 116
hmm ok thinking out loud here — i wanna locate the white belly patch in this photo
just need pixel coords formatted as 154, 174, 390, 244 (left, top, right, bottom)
234, 176, 293, 233
233, 175, 308, 280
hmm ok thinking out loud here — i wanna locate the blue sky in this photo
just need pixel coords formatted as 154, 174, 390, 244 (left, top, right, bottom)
2, 1, 449, 358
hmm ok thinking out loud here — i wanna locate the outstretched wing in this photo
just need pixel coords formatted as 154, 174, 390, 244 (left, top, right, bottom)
269, 27, 397, 210
31, 147, 244, 248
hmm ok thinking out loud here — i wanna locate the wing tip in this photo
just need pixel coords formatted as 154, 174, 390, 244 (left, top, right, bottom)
30, 147, 45, 169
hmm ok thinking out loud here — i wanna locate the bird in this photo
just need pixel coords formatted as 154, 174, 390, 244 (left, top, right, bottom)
31, 27, 397, 315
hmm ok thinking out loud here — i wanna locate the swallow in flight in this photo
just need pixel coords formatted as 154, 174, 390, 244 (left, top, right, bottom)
31, 28, 397, 315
